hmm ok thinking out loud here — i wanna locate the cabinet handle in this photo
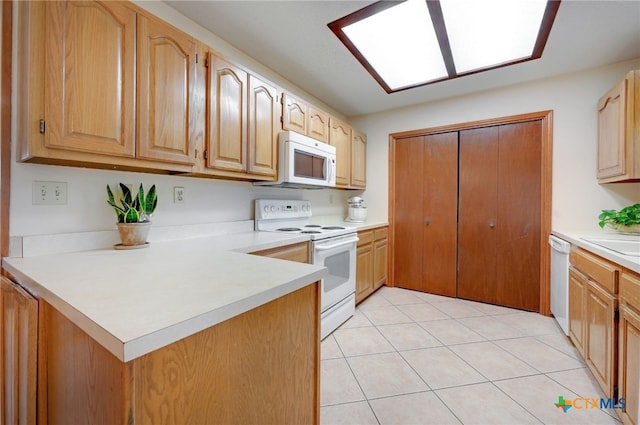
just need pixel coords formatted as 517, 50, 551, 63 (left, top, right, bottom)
425, 218, 431, 225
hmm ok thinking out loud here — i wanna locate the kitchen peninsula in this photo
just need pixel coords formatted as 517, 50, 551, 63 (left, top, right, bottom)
2, 233, 325, 424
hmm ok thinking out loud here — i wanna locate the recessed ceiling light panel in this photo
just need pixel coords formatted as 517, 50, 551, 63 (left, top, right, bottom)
328, 0, 560, 93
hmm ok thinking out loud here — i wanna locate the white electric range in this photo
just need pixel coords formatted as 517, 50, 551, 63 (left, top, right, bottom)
255, 199, 357, 339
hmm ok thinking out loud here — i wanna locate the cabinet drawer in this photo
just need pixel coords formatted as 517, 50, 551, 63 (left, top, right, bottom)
357, 230, 373, 247
621, 271, 640, 309
373, 227, 388, 241
570, 248, 619, 294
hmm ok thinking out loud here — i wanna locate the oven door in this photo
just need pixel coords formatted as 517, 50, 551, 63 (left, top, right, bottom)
312, 233, 358, 312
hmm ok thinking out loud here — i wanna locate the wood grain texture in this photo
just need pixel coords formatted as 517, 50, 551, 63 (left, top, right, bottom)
586, 279, 617, 397
328, 117, 351, 187
393, 136, 425, 293
137, 11, 197, 165
250, 241, 309, 263
458, 126, 499, 304
308, 106, 329, 143
207, 53, 248, 172
569, 267, 588, 357
1, 0, 11, 260
422, 132, 458, 297
351, 130, 367, 188
282, 93, 307, 134
618, 302, 640, 425
356, 239, 374, 302
373, 233, 388, 290
247, 74, 278, 177
1, 277, 38, 425
45, 1, 136, 157
570, 247, 620, 294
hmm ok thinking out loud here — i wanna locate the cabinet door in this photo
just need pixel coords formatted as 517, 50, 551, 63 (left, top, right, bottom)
569, 267, 587, 357
328, 117, 351, 187
248, 75, 278, 177
619, 303, 640, 425
1, 277, 38, 425
45, 1, 136, 157
137, 13, 197, 165
308, 106, 329, 143
356, 242, 374, 304
282, 93, 307, 134
250, 242, 309, 263
597, 77, 627, 179
351, 130, 367, 188
207, 54, 248, 172
586, 280, 617, 397
373, 232, 388, 290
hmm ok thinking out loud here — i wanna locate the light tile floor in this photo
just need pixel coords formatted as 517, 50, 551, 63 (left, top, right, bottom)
320, 286, 622, 425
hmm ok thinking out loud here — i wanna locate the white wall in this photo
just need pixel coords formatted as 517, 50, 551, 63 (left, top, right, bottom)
351, 59, 640, 233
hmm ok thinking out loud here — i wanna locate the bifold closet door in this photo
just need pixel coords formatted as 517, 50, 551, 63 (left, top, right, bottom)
394, 133, 458, 296
458, 121, 542, 311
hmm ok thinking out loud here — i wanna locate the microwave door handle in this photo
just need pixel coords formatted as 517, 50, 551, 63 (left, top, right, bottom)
326, 158, 333, 182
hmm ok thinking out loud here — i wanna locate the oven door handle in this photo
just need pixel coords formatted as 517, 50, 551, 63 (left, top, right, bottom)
314, 236, 359, 251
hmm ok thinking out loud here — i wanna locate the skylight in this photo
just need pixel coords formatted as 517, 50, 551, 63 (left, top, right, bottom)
328, 0, 560, 93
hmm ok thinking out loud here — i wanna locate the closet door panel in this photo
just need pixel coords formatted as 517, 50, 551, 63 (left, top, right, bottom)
394, 137, 424, 291
496, 121, 542, 311
422, 132, 458, 297
458, 126, 499, 304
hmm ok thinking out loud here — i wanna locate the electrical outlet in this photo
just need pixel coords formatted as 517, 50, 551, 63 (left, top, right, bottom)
174, 187, 185, 204
33, 181, 68, 205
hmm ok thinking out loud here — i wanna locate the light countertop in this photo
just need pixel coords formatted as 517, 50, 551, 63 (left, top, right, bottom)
3, 231, 325, 362
551, 230, 640, 273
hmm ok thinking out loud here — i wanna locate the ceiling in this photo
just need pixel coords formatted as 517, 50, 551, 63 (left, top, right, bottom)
165, 1, 640, 117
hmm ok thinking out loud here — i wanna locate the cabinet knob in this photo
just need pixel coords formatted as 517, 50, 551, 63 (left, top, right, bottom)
425, 218, 431, 225
488, 221, 495, 228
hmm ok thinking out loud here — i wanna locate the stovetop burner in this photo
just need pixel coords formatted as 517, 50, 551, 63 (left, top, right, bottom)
304, 224, 322, 228
277, 227, 302, 232
322, 226, 346, 230
301, 230, 322, 234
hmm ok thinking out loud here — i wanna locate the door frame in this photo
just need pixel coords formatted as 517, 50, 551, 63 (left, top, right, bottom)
388, 110, 553, 315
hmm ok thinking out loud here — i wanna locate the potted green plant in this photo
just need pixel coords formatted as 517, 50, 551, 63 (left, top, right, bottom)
107, 183, 158, 247
598, 203, 640, 234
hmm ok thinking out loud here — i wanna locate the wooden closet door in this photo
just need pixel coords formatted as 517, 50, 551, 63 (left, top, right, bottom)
394, 133, 457, 296
422, 132, 458, 296
496, 121, 541, 311
394, 136, 424, 291
458, 126, 499, 304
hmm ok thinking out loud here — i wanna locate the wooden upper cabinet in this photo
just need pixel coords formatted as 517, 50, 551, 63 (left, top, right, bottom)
597, 69, 639, 183
329, 117, 351, 187
248, 74, 278, 177
206, 54, 248, 172
307, 106, 329, 143
282, 93, 308, 135
351, 129, 366, 188
44, 1, 136, 157
136, 13, 197, 165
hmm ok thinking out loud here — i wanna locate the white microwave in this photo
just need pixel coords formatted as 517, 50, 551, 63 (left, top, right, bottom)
255, 131, 336, 189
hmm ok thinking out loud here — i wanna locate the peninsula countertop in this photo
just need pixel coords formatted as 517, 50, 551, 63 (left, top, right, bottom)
3, 232, 326, 362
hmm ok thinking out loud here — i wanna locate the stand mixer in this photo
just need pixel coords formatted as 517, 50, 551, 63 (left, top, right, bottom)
346, 196, 367, 222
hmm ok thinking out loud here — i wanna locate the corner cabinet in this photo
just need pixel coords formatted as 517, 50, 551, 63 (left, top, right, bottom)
356, 226, 388, 304
619, 271, 640, 425
329, 117, 352, 188
19, 1, 199, 172
351, 130, 367, 188
597, 69, 640, 183
204, 52, 279, 180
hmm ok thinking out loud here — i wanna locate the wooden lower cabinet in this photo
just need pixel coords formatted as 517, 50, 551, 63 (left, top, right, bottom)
0, 277, 38, 425
569, 267, 588, 357
619, 271, 640, 425
43, 283, 319, 424
251, 241, 309, 263
356, 227, 388, 304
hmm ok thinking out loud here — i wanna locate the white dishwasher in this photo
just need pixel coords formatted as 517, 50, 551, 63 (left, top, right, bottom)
549, 235, 571, 335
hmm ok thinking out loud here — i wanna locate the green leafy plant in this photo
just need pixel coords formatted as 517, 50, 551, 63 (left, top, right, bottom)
598, 203, 640, 228
107, 183, 158, 223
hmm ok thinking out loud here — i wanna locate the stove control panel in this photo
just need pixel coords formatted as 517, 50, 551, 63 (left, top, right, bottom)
255, 199, 312, 220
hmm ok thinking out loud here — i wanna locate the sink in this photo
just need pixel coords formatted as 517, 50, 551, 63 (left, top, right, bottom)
582, 238, 640, 257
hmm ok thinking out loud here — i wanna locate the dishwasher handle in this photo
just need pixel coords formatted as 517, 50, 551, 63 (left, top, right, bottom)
548, 235, 571, 254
